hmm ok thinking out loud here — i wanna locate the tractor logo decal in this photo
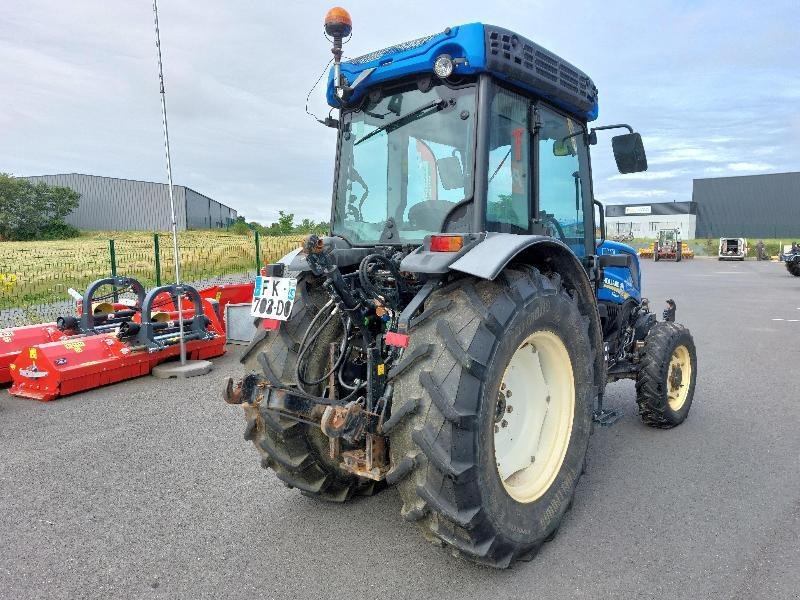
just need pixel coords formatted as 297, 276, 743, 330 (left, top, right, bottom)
602, 277, 631, 300
55, 358, 68, 366
0, 329, 12, 343
63, 341, 86, 353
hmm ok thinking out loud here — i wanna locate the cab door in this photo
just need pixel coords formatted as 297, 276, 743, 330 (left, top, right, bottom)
534, 104, 592, 257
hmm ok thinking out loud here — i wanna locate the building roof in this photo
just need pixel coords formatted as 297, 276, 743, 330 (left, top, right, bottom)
605, 201, 696, 217
23, 172, 227, 209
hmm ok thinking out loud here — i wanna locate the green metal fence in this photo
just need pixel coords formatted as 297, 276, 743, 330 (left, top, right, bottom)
0, 231, 304, 327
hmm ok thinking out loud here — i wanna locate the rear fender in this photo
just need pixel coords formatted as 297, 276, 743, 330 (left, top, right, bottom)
448, 233, 605, 398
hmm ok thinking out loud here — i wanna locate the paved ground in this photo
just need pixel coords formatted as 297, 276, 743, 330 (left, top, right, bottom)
1, 258, 799, 599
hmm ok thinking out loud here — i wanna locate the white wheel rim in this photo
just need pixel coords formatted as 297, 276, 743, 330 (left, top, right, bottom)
493, 330, 575, 503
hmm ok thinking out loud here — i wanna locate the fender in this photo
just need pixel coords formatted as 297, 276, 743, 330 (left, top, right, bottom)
447, 232, 605, 400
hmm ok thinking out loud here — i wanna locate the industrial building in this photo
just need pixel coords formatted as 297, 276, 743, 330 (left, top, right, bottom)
605, 201, 697, 240
24, 173, 237, 231
692, 172, 799, 239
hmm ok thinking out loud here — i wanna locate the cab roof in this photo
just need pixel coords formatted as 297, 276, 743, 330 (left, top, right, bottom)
326, 23, 599, 121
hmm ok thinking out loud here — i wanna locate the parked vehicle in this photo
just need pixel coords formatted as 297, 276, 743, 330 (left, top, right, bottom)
224, 9, 698, 568
718, 237, 747, 260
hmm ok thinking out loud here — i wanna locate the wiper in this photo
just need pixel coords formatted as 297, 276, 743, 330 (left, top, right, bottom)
354, 99, 447, 146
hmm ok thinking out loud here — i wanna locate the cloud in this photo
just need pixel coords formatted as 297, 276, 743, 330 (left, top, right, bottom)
727, 162, 775, 172
1, 0, 799, 225
608, 169, 687, 181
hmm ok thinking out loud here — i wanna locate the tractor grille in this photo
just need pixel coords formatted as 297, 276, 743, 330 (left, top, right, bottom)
350, 32, 442, 65
484, 26, 598, 116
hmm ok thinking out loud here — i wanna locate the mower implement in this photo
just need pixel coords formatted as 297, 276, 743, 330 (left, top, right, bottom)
7, 282, 226, 401
224, 9, 698, 568
1, 276, 147, 385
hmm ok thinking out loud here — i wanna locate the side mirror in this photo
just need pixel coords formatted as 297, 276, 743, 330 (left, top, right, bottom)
436, 156, 464, 190
612, 132, 647, 174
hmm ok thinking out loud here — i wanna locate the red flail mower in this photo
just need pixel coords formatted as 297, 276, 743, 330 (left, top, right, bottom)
0, 276, 253, 401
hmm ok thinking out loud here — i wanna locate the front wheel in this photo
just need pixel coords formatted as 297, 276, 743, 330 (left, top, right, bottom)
786, 261, 800, 276
636, 322, 697, 428
388, 268, 596, 567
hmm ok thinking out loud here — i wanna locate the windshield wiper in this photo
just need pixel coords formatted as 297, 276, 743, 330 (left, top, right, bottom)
354, 99, 447, 146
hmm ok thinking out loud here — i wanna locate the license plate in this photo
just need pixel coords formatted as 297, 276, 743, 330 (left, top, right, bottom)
251, 276, 297, 320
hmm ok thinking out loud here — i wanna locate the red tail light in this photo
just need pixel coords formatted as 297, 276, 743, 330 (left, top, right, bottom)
262, 318, 280, 330
430, 235, 463, 252
385, 331, 409, 348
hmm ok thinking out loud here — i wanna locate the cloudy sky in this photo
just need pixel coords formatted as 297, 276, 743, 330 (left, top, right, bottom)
2, 1, 798, 225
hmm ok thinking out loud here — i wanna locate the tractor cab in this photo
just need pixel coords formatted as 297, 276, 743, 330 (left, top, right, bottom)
326, 21, 647, 263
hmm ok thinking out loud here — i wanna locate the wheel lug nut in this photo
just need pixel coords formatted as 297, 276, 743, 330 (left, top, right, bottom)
506, 390, 512, 398
500, 382, 506, 391
506, 405, 513, 413
501, 419, 508, 428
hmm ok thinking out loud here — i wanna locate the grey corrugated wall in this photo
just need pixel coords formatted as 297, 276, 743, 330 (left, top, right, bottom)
184, 187, 237, 229
24, 174, 186, 230
22, 174, 236, 231
693, 172, 800, 238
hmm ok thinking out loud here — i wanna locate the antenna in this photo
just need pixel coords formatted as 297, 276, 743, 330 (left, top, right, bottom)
152, 0, 186, 365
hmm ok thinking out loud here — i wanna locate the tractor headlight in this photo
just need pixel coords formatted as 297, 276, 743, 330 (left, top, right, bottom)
433, 54, 455, 78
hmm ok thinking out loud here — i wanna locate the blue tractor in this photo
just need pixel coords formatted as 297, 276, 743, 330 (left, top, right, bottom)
226, 9, 697, 568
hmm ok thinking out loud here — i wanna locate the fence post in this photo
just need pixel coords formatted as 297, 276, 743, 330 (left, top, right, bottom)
109, 239, 118, 302
153, 233, 162, 287
254, 229, 261, 274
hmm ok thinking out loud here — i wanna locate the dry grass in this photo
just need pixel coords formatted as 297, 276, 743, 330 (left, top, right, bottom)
0, 230, 304, 310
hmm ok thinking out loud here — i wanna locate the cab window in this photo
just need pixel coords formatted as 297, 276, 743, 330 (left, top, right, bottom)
537, 105, 586, 255
486, 88, 530, 233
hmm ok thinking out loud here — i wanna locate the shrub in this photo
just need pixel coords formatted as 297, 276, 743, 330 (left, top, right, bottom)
0, 173, 81, 241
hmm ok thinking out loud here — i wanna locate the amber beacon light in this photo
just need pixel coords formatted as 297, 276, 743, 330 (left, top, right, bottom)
325, 7, 353, 99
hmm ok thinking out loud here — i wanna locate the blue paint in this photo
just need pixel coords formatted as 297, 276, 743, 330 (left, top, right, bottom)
326, 23, 598, 121
596, 240, 641, 304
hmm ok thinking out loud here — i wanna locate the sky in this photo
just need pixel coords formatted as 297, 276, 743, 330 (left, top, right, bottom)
1, 0, 798, 225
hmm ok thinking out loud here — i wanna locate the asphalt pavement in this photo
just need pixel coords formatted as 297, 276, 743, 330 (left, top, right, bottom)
1, 257, 799, 600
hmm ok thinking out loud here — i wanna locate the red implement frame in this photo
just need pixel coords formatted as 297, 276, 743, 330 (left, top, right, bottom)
8, 297, 226, 401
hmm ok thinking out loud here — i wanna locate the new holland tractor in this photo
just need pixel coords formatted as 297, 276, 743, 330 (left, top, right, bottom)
225, 9, 698, 568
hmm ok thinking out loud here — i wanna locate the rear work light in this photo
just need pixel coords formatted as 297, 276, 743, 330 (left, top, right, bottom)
430, 235, 464, 252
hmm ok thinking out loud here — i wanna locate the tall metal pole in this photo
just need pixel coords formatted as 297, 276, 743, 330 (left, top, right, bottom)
152, 0, 186, 365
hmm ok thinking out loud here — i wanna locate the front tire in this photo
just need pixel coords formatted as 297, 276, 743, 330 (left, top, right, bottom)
388, 268, 596, 567
786, 260, 800, 276
636, 322, 697, 428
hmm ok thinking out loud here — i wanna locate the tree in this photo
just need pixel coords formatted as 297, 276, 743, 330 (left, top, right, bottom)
0, 174, 80, 241
277, 210, 294, 234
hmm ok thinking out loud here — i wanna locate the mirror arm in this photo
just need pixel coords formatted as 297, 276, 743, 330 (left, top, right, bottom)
590, 123, 634, 135
593, 198, 606, 246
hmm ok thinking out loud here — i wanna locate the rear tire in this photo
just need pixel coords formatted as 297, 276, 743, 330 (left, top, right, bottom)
388, 268, 596, 567
786, 260, 800, 276
240, 277, 381, 502
636, 322, 697, 428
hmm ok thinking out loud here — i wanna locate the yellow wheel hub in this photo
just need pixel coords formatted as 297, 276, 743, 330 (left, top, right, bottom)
493, 331, 575, 504
667, 345, 691, 411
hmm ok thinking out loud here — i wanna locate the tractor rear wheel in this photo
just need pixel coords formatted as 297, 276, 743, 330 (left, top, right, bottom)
786, 260, 800, 276
387, 268, 596, 567
635, 322, 697, 428
240, 277, 381, 501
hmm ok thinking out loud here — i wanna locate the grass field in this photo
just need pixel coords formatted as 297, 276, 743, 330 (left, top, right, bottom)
0, 230, 304, 312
